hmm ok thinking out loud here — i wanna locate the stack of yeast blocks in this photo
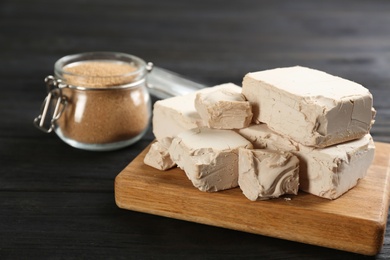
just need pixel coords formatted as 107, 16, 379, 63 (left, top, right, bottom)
145, 66, 376, 201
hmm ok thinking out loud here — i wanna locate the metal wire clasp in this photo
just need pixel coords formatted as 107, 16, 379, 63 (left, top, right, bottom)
33, 76, 67, 133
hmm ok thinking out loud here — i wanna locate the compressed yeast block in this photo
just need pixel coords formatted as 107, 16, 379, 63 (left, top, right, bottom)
242, 66, 375, 148
194, 87, 252, 129
238, 124, 375, 199
153, 83, 242, 141
238, 148, 299, 201
169, 127, 253, 192
144, 137, 175, 171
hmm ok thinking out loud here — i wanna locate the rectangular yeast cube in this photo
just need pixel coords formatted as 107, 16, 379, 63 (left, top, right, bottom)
238, 124, 375, 199
153, 83, 241, 141
242, 66, 375, 148
169, 127, 253, 192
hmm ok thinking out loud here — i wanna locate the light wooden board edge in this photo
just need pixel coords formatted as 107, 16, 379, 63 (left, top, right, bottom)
115, 141, 390, 255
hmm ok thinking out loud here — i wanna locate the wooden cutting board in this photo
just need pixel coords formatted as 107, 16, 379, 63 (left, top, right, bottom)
115, 141, 390, 255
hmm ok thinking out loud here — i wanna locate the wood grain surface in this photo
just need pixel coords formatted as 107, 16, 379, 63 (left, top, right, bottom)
115, 142, 390, 256
2, 0, 390, 259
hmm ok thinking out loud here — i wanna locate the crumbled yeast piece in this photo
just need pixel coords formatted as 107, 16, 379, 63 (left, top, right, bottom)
195, 88, 252, 129
169, 127, 253, 192
238, 148, 299, 201
152, 83, 242, 141
144, 137, 175, 171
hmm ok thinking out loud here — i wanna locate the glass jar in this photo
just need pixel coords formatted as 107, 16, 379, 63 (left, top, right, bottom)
34, 52, 152, 151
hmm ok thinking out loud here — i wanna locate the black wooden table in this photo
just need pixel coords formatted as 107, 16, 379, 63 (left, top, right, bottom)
1, 0, 390, 259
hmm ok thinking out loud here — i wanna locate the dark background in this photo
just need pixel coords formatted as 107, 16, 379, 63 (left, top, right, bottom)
1, 0, 390, 259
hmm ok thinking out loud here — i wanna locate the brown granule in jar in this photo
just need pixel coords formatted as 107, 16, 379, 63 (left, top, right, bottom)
63, 60, 138, 87
56, 60, 150, 145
